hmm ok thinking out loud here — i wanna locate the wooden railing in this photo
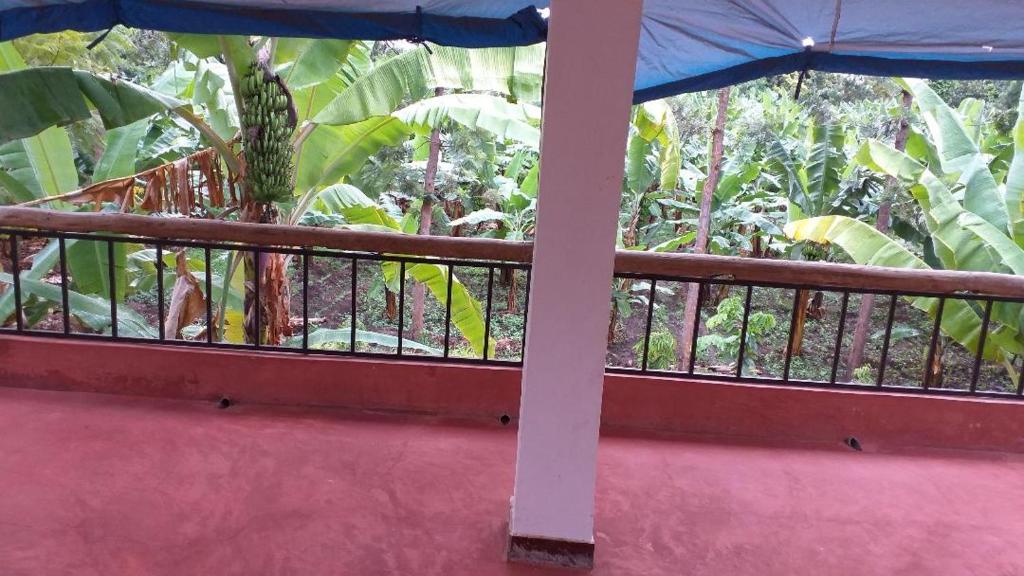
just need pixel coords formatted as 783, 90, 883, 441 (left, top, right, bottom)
3, 207, 1023, 300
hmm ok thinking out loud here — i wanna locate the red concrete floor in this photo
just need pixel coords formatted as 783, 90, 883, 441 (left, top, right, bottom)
1, 387, 1022, 576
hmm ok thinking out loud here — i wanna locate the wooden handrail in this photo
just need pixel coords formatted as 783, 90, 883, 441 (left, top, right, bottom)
0, 206, 534, 263
614, 251, 1024, 299
2, 207, 1023, 300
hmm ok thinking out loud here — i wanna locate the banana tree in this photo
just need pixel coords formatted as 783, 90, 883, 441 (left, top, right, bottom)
286, 41, 542, 350
765, 117, 883, 355
299, 183, 493, 355
444, 150, 538, 314
0, 41, 196, 332
3, 36, 542, 347
785, 78, 1024, 388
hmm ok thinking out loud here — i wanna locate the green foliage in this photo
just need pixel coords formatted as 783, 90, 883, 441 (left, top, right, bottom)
14, 29, 171, 82
393, 93, 541, 148
698, 295, 777, 372
288, 327, 440, 354
4, 31, 1024, 386
633, 331, 677, 370
0, 67, 184, 144
298, 183, 492, 356
0, 43, 78, 200
313, 44, 544, 126
787, 79, 1024, 385
852, 365, 874, 384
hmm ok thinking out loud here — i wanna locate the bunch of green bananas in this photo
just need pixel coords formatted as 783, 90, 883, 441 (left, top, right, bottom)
239, 62, 295, 204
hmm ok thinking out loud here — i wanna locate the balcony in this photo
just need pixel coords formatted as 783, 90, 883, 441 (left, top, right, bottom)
1, 208, 1023, 574
1, 383, 1022, 575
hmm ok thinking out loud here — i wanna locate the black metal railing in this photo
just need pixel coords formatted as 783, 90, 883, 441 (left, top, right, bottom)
2, 220, 1023, 400
1, 227, 530, 367
608, 270, 1024, 400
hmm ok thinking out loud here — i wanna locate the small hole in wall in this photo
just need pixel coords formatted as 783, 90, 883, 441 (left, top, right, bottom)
499, 414, 511, 426
217, 397, 232, 410
844, 436, 862, 451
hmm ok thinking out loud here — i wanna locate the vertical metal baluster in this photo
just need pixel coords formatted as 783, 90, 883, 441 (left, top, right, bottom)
253, 248, 260, 349
640, 279, 658, 372
782, 289, 803, 382
156, 244, 165, 340
302, 253, 309, 352
204, 247, 213, 344
969, 299, 993, 394
519, 269, 532, 361
483, 267, 495, 360
10, 235, 23, 332
687, 282, 705, 374
59, 237, 70, 335
396, 261, 405, 356
350, 258, 357, 353
734, 285, 753, 378
829, 291, 850, 385
876, 294, 898, 387
107, 240, 118, 338
443, 264, 454, 358
922, 297, 946, 390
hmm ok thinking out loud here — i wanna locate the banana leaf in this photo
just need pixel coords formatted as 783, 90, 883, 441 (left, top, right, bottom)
302, 184, 491, 355
293, 117, 411, 196
92, 118, 150, 182
0, 67, 184, 144
786, 215, 1024, 360
274, 39, 354, 90
903, 78, 1008, 233
287, 326, 439, 354
313, 44, 544, 126
1004, 88, 1024, 248
393, 93, 540, 148
0, 273, 155, 337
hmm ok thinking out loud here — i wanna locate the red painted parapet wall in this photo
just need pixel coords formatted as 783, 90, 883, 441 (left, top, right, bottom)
1, 335, 1021, 453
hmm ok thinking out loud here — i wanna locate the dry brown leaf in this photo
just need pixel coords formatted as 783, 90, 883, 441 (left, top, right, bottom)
24, 144, 240, 215
140, 166, 166, 212
170, 157, 190, 215
195, 150, 226, 208
164, 251, 207, 340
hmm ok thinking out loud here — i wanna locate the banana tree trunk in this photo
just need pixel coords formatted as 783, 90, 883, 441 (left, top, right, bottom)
446, 201, 464, 237
241, 202, 291, 346
608, 284, 622, 345
501, 266, 519, 313
411, 88, 444, 342
789, 289, 811, 357
679, 86, 731, 368
844, 90, 912, 381
926, 338, 945, 388
385, 289, 398, 322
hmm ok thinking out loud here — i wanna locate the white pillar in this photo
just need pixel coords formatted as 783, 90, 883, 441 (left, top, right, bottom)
508, 0, 644, 566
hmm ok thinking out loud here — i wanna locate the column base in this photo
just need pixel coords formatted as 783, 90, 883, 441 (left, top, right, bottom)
506, 533, 595, 570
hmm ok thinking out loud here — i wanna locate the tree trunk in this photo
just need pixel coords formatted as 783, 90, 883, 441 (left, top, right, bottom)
446, 201, 464, 237
500, 266, 519, 313
789, 289, 811, 357
807, 290, 825, 320
843, 90, 912, 381
411, 88, 444, 342
926, 339, 945, 388
241, 201, 291, 346
679, 87, 731, 368
385, 289, 397, 322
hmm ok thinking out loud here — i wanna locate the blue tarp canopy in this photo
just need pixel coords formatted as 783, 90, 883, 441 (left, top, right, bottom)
2, 0, 1024, 102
